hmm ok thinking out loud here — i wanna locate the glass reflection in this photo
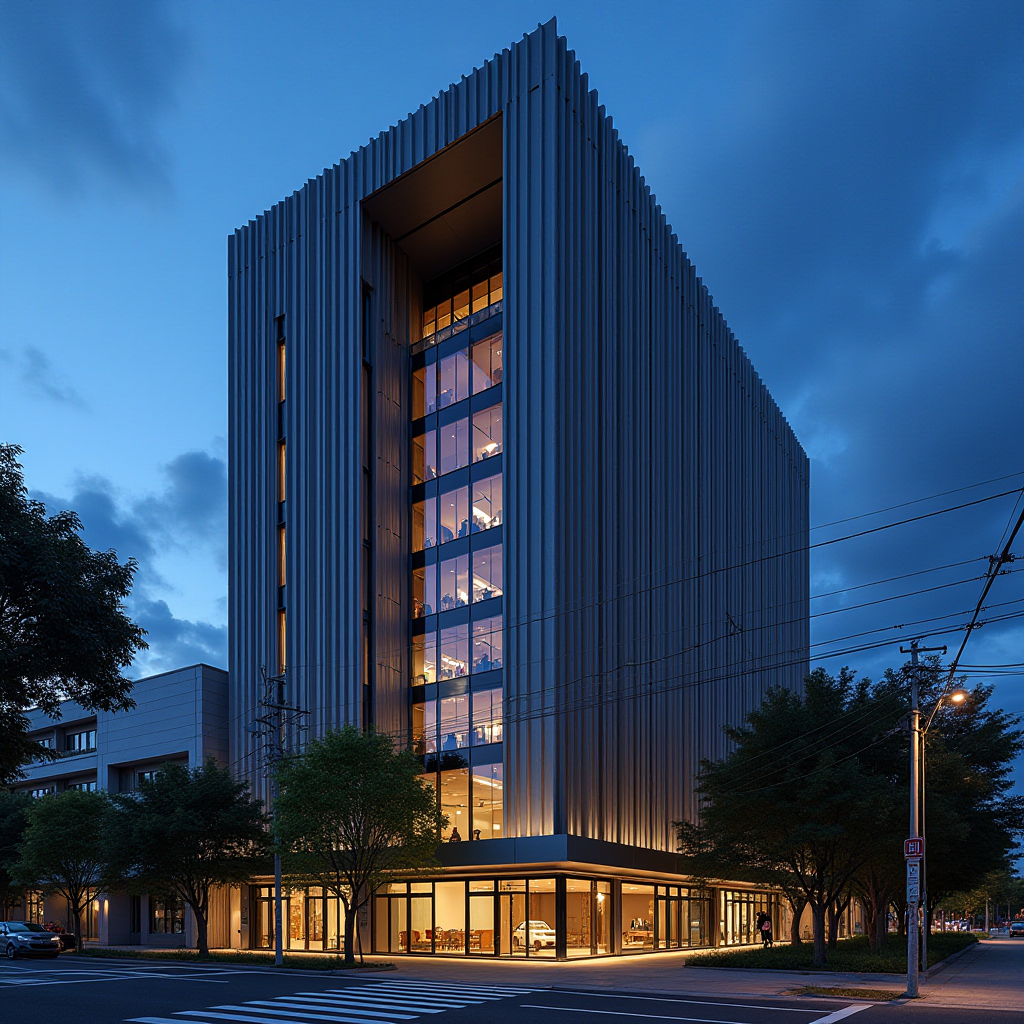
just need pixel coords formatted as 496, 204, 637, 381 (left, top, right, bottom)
472, 475, 502, 531
473, 405, 502, 462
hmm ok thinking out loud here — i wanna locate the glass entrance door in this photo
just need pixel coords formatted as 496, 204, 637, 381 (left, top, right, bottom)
498, 892, 526, 956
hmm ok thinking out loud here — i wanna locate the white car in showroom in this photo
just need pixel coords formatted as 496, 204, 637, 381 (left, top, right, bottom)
512, 920, 556, 951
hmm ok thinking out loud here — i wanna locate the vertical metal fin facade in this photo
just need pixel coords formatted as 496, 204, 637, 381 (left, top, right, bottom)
229, 19, 808, 849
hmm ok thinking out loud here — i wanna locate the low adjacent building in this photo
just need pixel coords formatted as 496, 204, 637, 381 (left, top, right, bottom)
9, 664, 242, 950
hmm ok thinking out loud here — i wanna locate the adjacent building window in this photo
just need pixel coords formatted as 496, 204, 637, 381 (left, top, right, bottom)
150, 897, 185, 934
67, 780, 97, 792
28, 787, 55, 798
65, 729, 96, 753
422, 264, 502, 339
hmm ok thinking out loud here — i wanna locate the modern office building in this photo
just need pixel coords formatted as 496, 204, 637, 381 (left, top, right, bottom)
10, 665, 240, 949
228, 20, 809, 958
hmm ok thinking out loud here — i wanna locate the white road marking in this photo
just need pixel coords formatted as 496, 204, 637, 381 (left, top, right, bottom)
234, 999, 425, 1017
178, 1012, 401, 1024
215, 1004, 412, 1020
808, 1007, 872, 1024
550, 991, 828, 1013
521, 1007, 767, 1022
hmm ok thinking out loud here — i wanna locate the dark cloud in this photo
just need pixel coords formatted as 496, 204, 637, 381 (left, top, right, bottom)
31, 449, 227, 672
0, 347, 88, 408
131, 598, 227, 674
0, 0, 190, 198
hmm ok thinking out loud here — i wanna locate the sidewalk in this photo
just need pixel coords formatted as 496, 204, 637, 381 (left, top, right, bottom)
915, 936, 1024, 1011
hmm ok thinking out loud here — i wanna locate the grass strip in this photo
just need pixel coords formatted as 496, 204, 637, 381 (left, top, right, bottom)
80, 947, 394, 970
684, 932, 978, 973
787, 986, 904, 1000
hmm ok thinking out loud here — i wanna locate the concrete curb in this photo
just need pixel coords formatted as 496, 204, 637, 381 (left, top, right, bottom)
74, 952, 397, 976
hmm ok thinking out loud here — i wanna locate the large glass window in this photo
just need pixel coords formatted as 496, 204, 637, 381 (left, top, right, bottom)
150, 897, 185, 934
621, 883, 655, 950
439, 768, 470, 841
471, 474, 502, 532
471, 687, 502, 746
413, 498, 437, 551
471, 764, 503, 839
471, 332, 503, 393
413, 700, 438, 755
413, 429, 438, 483
472, 615, 503, 673
470, 885, 495, 953
413, 633, 438, 686
439, 419, 470, 475
412, 563, 437, 618
413, 363, 437, 418
438, 350, 471, 408
434, 881, 466, 955
439, 624, 469, 679
472, 404, 503, 462
472, 545, 503, 602
439, 486, 470, 544
439, 554, 469, 610
439, 694, 470, 751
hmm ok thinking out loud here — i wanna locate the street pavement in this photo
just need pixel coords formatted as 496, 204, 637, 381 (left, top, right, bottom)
0, 936, 1019, 1023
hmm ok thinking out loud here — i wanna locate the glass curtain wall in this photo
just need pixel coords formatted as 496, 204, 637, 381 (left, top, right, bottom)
411, 260, 504, 844
718, 890, 775, 946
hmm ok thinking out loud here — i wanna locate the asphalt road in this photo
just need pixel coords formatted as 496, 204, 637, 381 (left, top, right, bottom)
0, 955, 1018, 1024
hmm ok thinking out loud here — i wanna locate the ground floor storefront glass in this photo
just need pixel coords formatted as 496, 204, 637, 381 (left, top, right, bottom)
719, 888, 776, 946
373, 876, 724, 959
252, 886, 346, 951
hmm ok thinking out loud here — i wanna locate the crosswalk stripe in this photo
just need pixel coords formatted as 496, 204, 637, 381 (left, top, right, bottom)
308, 993, 473, 1010
216, 1004, 410, 1021
272, 995, 448, 1013
366, 982, 533, 995
178, 1012, 400, 1024
241, 1000, 427, 1017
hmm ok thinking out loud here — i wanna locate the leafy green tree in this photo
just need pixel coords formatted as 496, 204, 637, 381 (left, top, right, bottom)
13, 790, 111, 951
0, 444, 147, 783
108, 760, 269, 956
274, 727, 445, 964
0, 790, 31, 920
677, 668, 896, 966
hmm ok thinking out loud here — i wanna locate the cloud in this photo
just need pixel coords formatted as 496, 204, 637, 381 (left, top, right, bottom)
0, 0, 190, 199
131, 599, 227, 674
0, 346, 89, 408
31, 448, 227, 672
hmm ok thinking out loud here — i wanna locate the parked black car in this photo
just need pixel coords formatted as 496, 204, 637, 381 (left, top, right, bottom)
1, 921, 62, 959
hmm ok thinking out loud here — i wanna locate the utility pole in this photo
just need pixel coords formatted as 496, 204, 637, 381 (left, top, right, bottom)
249, 667, 308, 966
901, 638, 945, 997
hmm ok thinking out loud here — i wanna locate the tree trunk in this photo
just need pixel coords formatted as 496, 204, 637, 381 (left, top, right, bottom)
828, 894, 851, 950
789, 895, 807, 946
875, 899, 889, 950
194, 905, 209, 957
812, 902, 827, 967
343, 904, 357, 964
72, 904, 83, 954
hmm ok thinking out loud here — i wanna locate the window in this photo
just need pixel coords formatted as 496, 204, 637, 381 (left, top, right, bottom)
422, 263, 502, 340
277, 442, 286, 502
439, 694, 470, 751
439, 486, 470, 544
412, 497, 437, 551
471, 474, 502, 531
412, 633, 438, 686
25, 892, 44, 924
150, 897, 185, 934
472, 615, 503, 673
471, 687, 502, 746
472, 404, 502, 462
412, 563, 436, 618
471, 332, 503, 393
65, 729, 96, 753
37, 736, 54, 749
439, 624, 469, 679
277, 609, 287, 673
136, 770, 157, 789
621, 884, 655, 950
438, 350, 471, 408
439, 419, 469, 475
413, 363, 437, 418
471, 765, 503, 839
472, 545, 503, 602
67, 780, 97, 792
29, 787, 55, 798
412, 429, 438, 484
439, 553, 469, 610
277, 525, 286, 587
439, 768, 470, 841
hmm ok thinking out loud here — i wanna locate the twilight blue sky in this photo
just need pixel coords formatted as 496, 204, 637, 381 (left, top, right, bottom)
1, 1, 1021, 769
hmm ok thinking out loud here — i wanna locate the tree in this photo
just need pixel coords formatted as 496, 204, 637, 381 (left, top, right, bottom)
108, 760, 269, 956
0, 790, 31, 920
0, 444, 147, 783
677, 668, 896, 966
274, 727, 445, 964
13, 790, 110, 951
